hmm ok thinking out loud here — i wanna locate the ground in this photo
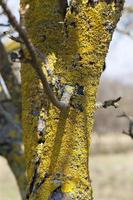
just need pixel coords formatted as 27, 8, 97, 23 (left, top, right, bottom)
90, 152, 133, 200
0, 135, 133, 200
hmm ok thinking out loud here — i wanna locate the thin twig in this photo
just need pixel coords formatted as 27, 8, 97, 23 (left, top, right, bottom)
122, 130, 133, 139
116, 28, 133, 40
0, 23, 10, 26
0, 1, 70, 110
0, 73, 11, 99
34, 47, 53, 77
117, 112, 133, 139
26, 157, 40, 199
124, 6, 133, 13
32, 172, 49, 194
9, 35, 24, 43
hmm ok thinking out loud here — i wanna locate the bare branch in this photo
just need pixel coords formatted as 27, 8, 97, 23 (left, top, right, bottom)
0, 73, 11, 99
9, 35, 24, 43
34, 47, 53, 77
122, 130, 133, 139
96, 97, 122, 109
124, 6, 133, 13
0, 22, 9, 26
116, 28, 133, 40
0, 1, 71, 110
117, 112, 133, 139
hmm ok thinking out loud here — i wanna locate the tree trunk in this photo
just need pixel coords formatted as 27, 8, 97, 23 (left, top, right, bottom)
0, 40, 27, 199
21, 1, 124, 199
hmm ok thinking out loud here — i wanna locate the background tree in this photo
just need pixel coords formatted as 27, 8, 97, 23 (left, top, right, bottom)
0, 35, 26, 199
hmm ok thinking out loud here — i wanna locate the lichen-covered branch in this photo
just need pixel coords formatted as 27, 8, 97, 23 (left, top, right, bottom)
19, 0, 123, 200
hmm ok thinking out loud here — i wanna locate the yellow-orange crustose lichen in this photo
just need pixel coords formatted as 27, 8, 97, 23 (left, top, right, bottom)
21, 0, 124, 199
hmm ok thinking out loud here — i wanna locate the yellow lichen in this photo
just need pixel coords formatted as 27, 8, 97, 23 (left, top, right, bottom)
5, 41, 20, 52
62, 180, 76, 193
21, 0, 124, 199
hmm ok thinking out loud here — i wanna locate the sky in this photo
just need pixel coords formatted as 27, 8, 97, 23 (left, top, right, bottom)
0, 0, 133, 85
102, 0, 133, 84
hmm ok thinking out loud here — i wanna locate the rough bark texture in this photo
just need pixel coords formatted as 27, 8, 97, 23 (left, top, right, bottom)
21, 1, 124, 200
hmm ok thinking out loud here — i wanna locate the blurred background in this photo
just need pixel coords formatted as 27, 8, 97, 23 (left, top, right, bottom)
0, 0, 133, 200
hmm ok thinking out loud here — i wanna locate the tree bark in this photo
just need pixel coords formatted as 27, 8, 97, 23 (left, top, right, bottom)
0, 40, 27, 199
21, 1, 124, 199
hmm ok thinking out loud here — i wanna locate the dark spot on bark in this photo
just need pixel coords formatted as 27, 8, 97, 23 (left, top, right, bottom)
32, 172, 49, 194
71, 54, 82, 69
105, 0, 113, 3
89, 61, 95, 65
103, 62, 106, 71
105, 23, 114, 33
64, 21, 69, 38
42, 35, 47, 41
38, 130, 45, 137
70, 21, 77, 28
10, 52, 19, 62
87, 0, 99, 7
75, 84, 84, 96
71, 103, 84, 112
77, 54, 82, 61
18, 48, 25, 59
77, 104, 84, 112
105, 0, 123, 5
72, 63, 77, 69
70, 5, 78, 15
32, 110, 39, 116
55, 172, 61, 178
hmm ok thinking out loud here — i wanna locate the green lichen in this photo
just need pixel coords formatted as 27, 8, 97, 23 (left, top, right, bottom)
21, 0, 124, 199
